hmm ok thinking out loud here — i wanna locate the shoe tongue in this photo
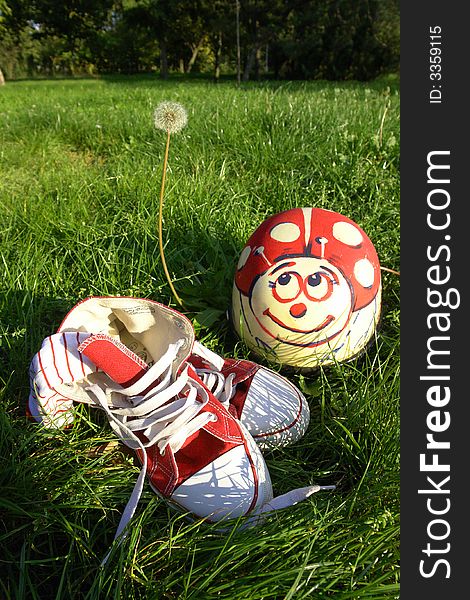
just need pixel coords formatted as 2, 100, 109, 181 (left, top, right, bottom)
78, 334, 149, 387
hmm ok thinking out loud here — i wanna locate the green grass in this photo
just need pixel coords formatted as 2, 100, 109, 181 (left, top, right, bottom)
0, 75, 400, 599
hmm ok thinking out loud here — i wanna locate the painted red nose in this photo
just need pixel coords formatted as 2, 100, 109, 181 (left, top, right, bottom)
289, 302, 307, 318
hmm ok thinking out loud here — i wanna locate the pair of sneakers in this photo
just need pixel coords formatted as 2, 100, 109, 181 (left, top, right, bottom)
29, 296, 333, 558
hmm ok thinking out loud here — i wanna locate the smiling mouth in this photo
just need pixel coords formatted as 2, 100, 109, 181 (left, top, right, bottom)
263, 309, 334, 334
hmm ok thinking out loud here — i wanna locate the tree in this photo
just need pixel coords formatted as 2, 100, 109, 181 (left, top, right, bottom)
26, 0, 116, 74
0, 0, 399, 80
0, 0, 8, 83
235, 0, 240, 83
238, 0, 289, 81
269, 0, 399, 81
122, 1, 211, 77
0, 0, 30, 80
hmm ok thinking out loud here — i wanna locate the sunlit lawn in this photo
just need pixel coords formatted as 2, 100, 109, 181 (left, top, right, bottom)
0, 74, 400, 599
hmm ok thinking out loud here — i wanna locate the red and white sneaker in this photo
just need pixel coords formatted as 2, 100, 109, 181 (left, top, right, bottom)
28, 297, 331, 559
190, 342, 309, 450
29, 300, 310, 450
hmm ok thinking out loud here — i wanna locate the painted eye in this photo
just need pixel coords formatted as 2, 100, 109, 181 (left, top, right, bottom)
304, 271, 335, 302
307, 273, 321, 287
271, 272, 302, 303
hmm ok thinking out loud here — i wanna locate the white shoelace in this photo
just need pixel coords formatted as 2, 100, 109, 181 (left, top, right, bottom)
192, 342, 237, 405
87, 339, 335, 564
192, 342, 336, 517
86, 339, 216, 564
195, 369, 236, 405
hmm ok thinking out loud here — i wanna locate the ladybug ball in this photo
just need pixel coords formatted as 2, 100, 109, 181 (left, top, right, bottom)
231, 207, 382, 369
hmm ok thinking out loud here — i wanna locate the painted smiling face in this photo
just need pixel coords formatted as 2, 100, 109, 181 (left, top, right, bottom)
250, 255, 353, 348
231, 208, 382, 369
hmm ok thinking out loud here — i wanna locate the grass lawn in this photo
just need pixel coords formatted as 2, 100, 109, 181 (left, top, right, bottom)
0, 75, 400, 599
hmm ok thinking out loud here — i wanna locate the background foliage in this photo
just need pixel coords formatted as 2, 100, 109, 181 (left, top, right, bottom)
0, 0, 399, 81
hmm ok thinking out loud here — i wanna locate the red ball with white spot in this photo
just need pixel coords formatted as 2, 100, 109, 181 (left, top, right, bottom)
231, 207, 382, 369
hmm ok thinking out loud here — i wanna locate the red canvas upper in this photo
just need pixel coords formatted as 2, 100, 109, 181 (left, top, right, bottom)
79, 334, 248, 497
79, 334, 148, 387
189, 354, 260, 419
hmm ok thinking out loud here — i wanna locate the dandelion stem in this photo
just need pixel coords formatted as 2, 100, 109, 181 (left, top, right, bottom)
158, 130, 184, 307
380, 265, 400, 277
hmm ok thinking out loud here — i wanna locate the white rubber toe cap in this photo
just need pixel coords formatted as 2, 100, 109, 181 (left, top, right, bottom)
170, 438, 273, 522
240, 368, 310, 449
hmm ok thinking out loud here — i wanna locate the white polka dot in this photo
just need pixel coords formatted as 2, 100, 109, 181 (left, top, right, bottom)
270, 222, 301, 243
354, 258, 375, 288
237, 246, 251, 269
333, 221, 363, 247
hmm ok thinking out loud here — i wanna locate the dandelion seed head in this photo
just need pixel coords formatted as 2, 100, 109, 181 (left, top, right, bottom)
154, 101, 188, 134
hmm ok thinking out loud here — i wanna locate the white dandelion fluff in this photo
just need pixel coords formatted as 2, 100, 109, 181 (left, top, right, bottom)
154, 101, 188, 134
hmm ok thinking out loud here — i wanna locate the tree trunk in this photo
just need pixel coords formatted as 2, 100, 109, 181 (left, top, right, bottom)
254, 46, 262, 80
213, 32, 222, 82
186, 37, 205, 74
236, 0, 241, 85
160, 41, 168, 79
0, 68, 5, 85
243, 46, 257, 81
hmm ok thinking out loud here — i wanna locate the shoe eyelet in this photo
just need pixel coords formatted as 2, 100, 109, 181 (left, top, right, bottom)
210, 413, 218, 423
